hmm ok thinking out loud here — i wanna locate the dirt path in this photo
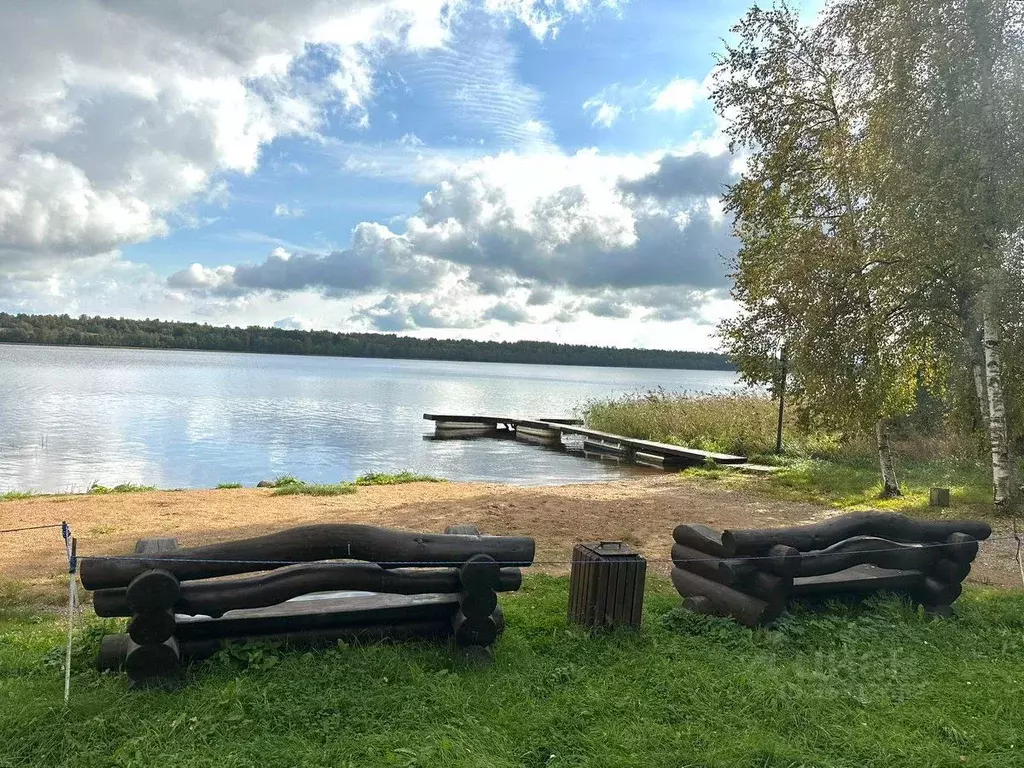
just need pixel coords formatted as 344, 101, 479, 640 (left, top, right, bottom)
2, 477, 1019, 594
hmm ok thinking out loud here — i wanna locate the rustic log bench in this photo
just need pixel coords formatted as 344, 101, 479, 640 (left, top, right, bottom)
669, 512, 991, 627
82, 523, 535, 682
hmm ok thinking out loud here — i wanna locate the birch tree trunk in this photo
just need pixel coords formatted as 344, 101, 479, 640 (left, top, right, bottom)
982, 299, 1012, 510
875, 418, 901, 497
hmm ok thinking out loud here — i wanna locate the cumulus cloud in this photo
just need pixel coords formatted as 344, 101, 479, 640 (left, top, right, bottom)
482, 301, 531, 325
166, 262, 240, 295
0, 0, 600, 269
586, 298, 632, 318
353, 294, 478, 331
650, 77, 703, 113
223, 223, 451, 296
172, 147, 738, 324
582, 97, 622, 128
526, 286, 556, 305
273, 315, 311, 330
619, 151, 736, 200
404, 151, 736, 292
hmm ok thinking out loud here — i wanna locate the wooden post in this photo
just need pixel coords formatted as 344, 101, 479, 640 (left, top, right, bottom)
929, 488, 951, 507
776, 344, 787, 455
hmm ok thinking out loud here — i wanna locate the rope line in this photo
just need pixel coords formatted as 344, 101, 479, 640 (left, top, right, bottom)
76, 534, 1019, 570
0, 523, 65, 534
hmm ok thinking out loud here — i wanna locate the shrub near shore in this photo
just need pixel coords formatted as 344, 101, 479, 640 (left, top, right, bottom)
584, 391, 997, 515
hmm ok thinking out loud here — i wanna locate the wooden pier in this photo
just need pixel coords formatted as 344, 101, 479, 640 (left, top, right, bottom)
423, 414, 747, 468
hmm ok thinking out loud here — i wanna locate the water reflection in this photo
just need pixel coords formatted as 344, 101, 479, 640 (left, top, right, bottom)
0, 345, 741, 492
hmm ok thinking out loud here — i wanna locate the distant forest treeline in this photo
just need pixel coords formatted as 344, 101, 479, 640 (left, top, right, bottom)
0, 313, 734, 370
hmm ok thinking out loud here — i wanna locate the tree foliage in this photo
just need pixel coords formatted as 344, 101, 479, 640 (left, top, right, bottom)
714, 0, 1023, 503
0, 313, 733, 371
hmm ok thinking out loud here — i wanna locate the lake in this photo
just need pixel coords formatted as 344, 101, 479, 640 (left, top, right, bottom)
0, 345, 741, 492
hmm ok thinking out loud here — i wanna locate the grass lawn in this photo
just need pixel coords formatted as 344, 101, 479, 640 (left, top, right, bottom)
686, 456, 998, 519
2, 576, 1023, 767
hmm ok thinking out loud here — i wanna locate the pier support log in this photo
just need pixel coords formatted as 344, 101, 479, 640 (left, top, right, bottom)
515, 426, 561, 446
81, 524, 537, 589
670, 567, 781, 627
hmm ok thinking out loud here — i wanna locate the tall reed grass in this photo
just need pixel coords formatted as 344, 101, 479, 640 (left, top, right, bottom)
584, 390, 795, 457
584, 389, 984, 464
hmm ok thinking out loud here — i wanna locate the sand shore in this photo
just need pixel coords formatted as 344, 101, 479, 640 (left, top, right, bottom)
2, 476, 1018, 594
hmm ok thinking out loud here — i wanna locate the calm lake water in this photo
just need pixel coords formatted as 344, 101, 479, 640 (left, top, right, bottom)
0, 345, 741, 492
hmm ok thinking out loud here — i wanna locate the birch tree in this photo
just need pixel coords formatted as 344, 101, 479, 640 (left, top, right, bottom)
714, 2, 922, 496
831, 0, 1024, 510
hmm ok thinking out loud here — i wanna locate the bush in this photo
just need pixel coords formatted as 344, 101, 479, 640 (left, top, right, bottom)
354, 472, 444, 486
272, 482, 356, 497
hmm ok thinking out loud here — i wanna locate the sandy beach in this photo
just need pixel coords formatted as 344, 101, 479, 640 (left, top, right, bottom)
3, 476, 1019, 596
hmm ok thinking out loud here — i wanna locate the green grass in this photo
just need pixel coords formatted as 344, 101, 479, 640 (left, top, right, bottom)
757, 457, 994, 513
88, 482, 157, 495
355, 471, 445, 486
1, 576, 1023, 767
215, 483, 244, 490
271, 482, 357, 497
680, 456, 996, 518
272, 475, 302, 487
0, 490, 35, 501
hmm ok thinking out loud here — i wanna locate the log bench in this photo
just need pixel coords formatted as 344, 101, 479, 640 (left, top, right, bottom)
669, 512, 990, 627
83, 523, 534, 682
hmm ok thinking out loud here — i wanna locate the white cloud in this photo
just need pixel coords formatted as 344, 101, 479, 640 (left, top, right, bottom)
650, 77, 703, 113
484, 0, 619, 40
0, 0, 598, 270
273, 203, 306, 218
165, 263, 240, 296
273, 315, 312, 330
172, 146, 737, 314
582, 97, 622, 128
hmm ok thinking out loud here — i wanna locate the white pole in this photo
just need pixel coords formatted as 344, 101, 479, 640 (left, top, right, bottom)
64, 568, 75, 704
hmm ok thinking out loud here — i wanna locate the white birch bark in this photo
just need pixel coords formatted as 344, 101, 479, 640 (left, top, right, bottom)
875, 418, 901, 497
982, 299, 1012, 509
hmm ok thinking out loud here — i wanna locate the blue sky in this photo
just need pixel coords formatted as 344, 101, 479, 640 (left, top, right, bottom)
0, 0, 819, 351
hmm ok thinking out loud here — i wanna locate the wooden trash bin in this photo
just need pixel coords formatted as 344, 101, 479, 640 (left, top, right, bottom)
568, 541, 646, 631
